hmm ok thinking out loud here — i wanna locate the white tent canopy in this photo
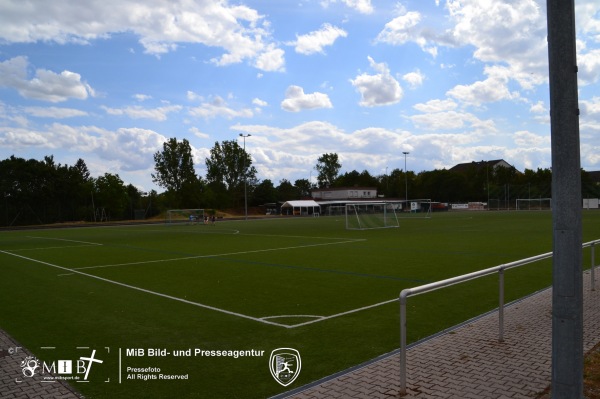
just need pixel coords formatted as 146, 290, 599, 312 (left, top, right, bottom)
280, 200, 320, 215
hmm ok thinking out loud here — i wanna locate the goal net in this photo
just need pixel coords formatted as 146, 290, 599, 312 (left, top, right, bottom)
515, 198, 552, 211
166, 209, 205, 224
346, 202, 399, 230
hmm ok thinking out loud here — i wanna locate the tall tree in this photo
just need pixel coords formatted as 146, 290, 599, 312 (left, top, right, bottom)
93, 173, 129, 219
315, 153, 341, 188
205, 140, 257, 208
277, 179, 300, 201
253, 179, 278, 205
294, 178, 312, 198
205, 140, 257, 191
152, 138, 199, 207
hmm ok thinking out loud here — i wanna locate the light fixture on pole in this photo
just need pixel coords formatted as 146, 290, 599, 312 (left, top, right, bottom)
403, 152, 409, 209
239, 133, 251, 220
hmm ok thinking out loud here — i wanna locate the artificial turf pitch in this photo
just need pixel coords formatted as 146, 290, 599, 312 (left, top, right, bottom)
1, 210, 599, 398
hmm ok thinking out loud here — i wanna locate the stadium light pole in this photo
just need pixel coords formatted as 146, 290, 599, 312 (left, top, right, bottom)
239, 133, 251, 220
403, 152, 409, 209
547, 0, 583, 397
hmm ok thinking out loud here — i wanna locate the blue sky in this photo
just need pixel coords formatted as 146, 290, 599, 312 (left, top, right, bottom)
0, 0, 599, 192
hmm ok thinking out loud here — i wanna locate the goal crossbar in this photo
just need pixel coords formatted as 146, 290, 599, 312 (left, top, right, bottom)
345, 202, 399, 230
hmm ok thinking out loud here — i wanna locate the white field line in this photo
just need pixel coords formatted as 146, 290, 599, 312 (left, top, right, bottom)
2, 236, 104, 252
3, 234, 390, 329
27, 236, 104, 246
72, 239, 365, 271
261, 315, 325, 321
1, 236, 103, 252
7, 244, 101, 252
279, 298, 399, 329
0, 249, 289, 329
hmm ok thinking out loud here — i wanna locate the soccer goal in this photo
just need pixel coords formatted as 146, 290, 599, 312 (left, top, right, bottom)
166, 209, 205, 224
346, 202, 399, 230
515, 198, 552, 210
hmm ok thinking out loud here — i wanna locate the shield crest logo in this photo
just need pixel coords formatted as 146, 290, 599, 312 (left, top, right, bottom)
269, 348, 301, 386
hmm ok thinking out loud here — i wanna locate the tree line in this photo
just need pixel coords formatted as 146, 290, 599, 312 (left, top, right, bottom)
1, 138, 598, 226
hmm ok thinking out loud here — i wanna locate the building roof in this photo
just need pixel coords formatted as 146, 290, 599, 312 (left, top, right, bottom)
311, 186, 377, 192
449, 159, 516, 173
281, 200, 321, 208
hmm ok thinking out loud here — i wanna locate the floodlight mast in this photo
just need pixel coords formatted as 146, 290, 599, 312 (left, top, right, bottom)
546, 0, 583, 397
239, 133, 251, 221
403, 152, 409, 210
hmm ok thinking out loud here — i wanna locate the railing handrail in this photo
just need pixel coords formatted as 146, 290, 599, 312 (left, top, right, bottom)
399, 238, 600, 395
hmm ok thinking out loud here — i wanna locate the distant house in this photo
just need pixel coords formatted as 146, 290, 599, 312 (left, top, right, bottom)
449, 159, 518, 174
311, 187, 378, 200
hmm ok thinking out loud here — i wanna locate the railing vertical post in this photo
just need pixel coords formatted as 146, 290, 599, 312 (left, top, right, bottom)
399, 292, 407, 396
499, 268, 505, 342
592, 242, 596, 291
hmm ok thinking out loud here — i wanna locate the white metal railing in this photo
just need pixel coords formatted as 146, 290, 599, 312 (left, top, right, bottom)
398, 238, 600, 395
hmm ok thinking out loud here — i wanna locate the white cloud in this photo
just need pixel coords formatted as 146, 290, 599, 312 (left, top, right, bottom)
133, 94, 152, 102
0, 123, 167, 172
253, 44, 286, 72
101, 105, 182, 121
447, 65, 521, 106
189, 127, 209, 139
187, 91, 203, 102
320, 0, 373, 14
513, 130, 550, 147
189, 96, 253, 119
376, 11, 422, 46
350, 57, 402, 107
413, 99, 457, 113
0, 56, 94, 103
403, 70, 425, 89
578, 49, 600, 85
375, 9, 440, 57
24, 106, 88, 118
445, 0, 548, 88
0, 0, 284, 71
281, 86, 333, 112
529, 101, 547, 114
409, 110, 491, 131
292, 24, 347, 55
252, 98, 268, 107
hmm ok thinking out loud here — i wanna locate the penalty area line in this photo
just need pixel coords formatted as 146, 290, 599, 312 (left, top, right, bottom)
285, 298, 399, 329
0, 250, 289, 329
27, 236, 103, 246
72, 239, 366, 271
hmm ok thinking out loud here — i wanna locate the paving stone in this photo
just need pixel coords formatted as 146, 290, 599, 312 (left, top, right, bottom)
278, 271, 600, 399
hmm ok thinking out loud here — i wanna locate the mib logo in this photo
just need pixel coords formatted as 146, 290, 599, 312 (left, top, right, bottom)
20, 356, 40, 378
17, 349, 104, 383
269, 348, 301, 387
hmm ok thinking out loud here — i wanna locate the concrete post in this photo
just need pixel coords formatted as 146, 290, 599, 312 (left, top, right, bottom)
546, 0, 583, 397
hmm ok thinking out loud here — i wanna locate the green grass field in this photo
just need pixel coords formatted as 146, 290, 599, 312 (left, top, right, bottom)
1, 211, 600, 398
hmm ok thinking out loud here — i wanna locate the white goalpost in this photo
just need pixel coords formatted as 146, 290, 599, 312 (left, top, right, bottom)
345, 202, 399, 230
515, 198, 552, 210
166, 209, 205, 224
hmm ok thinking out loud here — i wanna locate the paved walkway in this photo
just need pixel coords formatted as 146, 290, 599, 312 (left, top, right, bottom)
0, 330, 82, 399
277, 270, 600, 399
